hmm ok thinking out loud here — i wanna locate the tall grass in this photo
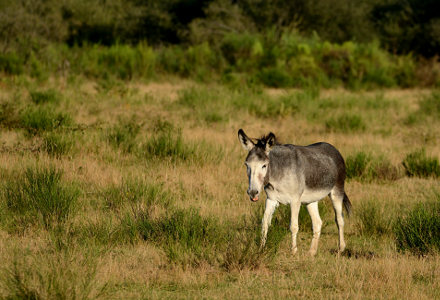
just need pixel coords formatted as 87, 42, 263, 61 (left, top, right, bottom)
394, 193, 440, 255
402, 149, 440, 178
2, 166, 79, 229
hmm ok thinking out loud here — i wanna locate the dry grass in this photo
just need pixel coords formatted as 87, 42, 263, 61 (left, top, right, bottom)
0, 76, 439, 299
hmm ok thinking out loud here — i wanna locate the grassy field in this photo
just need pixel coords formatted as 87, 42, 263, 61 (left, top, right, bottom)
0, 75, 439, 299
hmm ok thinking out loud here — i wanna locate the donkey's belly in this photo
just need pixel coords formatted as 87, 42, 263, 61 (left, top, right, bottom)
300, 188, 330, 204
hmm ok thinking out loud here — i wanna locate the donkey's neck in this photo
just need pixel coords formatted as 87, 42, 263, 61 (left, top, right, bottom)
263, 165, 272, 189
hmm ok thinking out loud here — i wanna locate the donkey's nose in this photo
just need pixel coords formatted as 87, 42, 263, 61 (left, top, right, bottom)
247, 189, 259, 201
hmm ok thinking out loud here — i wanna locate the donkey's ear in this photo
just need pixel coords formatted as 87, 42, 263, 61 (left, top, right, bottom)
238, 129, 254, 151
265, 132, 276, 154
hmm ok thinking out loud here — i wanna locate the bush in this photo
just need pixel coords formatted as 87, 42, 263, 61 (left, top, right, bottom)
402, 149, 440, 178
2, 166, 79, 229
394, 196, 440, 255
0, 53, 23, 75
257, 67, 292, 88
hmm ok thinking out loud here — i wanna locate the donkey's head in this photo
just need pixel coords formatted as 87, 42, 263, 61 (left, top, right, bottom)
238, 129, 276, 202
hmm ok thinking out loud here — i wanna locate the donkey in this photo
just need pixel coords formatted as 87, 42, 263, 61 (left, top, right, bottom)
238, 129, 351, 256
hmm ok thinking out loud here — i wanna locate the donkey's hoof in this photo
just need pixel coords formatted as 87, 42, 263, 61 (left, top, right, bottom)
292, 247, 298, 255
308, 250, 317, 257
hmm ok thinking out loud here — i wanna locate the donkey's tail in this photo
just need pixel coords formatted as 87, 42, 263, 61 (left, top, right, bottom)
343, 193, 352, 217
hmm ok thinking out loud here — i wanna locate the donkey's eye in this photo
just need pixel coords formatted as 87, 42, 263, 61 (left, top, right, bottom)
262, 164, 267, 169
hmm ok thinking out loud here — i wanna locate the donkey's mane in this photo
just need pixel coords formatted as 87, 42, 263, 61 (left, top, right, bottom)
254, 133, 279, 149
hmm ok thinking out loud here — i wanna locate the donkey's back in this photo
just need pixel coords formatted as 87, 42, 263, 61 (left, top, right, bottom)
269, 142, 346, 196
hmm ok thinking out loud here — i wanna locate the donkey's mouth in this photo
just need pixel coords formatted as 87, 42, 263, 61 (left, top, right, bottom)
250, 196, 259, 202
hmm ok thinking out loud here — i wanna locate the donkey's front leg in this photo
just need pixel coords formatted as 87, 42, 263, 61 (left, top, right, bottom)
290, 200, 301, 255
260, 199, 278, 249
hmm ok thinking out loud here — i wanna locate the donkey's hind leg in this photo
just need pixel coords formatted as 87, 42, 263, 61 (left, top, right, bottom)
330, 187, 346, 252
306, 201, 322, 257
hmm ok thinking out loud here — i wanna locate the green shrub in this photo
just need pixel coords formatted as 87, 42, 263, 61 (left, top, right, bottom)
325, 114, 366, 132
2, 166, 79, 229
394, 197, 440, 254
402, 149, 440, 178
30, 89, 59, 105
21, 107, 73, 134
0, 53, 23, 75
257, 67, 292, 88
42, 132, 75, 158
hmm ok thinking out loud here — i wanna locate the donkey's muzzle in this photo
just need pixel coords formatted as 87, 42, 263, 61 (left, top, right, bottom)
247, 189, 259, 202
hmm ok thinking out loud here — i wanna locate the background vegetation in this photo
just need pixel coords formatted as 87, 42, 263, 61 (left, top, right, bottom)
0, 0, 440, 88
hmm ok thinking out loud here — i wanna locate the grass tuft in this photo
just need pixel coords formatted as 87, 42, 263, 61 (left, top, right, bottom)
2, 166, 79, 229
